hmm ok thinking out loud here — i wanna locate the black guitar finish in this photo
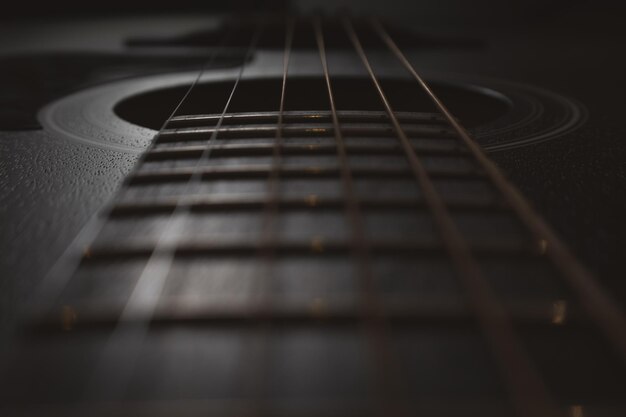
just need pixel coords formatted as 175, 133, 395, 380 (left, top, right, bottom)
1, 3, 625, 416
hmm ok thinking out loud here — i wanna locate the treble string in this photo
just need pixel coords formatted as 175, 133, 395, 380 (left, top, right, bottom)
345, 17, 563, 417
84, 18, 266, 401
28, 20, 239, 319
260, 15, 296, 279
244, 15, 296, 411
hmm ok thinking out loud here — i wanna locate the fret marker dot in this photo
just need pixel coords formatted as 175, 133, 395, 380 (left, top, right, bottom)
570, 405, 584, 417
61, 306, 77, 331
552, 300, 567, 325
310, 298, 328, 318
305, 194, 319, 207
538, 239, 548, 255
311, 237, 325, 253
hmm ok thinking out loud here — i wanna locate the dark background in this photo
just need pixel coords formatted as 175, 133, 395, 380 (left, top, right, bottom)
0, 0, 618, 22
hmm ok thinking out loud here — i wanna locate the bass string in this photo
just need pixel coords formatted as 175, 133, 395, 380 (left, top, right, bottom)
118, 25, 265, 322
30, 16, 239, 316
345, 17, 563, 417
313, 16, 408, 416
84, 17, 267, 401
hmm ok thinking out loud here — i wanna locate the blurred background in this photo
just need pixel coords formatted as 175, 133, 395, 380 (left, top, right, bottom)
1, 0, 622, 26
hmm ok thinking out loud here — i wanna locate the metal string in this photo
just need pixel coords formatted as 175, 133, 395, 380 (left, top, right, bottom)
343, 17, 564, 417
28, 20, 239, 318
370, 17, 626, 366
245, 15, 296, 413
260, 15, 296, 287
84, 20, 266, 401
313, 16, 408, 416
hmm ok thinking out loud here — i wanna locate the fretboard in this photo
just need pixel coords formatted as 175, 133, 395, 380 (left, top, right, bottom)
16, 107, 626, 417
6, 15, 626, 417
48, 109, 541, 320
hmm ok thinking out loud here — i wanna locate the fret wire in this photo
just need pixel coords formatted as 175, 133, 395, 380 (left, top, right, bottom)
78, 239, 534, 261
247, 16, 297, 413
108, 196, 508, 217
168, 110, 448, 125
343, 18, 563, 417
34, 298, 580, 330
127, 166, 485, 185
156, 124, 456, 142
371, 17, 626, 366
84, 22, 266, 401
8, 399, 591, 417
313, 17, 405, 416
144, 142, 469, 160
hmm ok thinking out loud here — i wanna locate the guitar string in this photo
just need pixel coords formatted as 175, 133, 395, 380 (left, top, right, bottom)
261, 16, 295, 250
245, 15, 296, 412
343, 18, 564, 417
84, 20, 266, 401
313, 16, 408, 416
119, 23, 264, 322
28, 19, 239, 318
33, 12, 624, 414
370, 18, 626, 366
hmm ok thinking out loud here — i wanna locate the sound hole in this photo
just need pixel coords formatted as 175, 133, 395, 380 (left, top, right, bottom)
115, 77, 510, 130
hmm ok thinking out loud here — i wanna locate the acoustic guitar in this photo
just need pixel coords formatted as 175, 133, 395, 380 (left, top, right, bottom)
1, 6, 625, 417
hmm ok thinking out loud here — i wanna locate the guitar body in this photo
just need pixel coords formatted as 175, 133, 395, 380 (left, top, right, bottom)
1, 4, 625, 415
